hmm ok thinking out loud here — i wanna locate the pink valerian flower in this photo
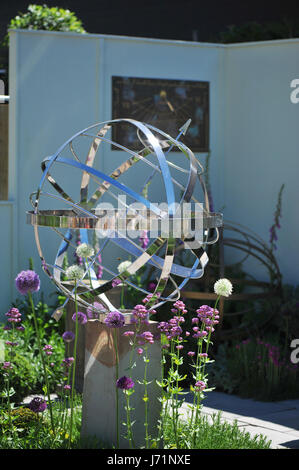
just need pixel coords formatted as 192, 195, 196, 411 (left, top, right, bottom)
194, 381, 206, 392
5, 307, 22, 323
131, 304, 149, 324
199, 353, 208, 359
195, 305, 220, 333
96, 252, 103, 280
61, 357, 74, 368
43, 344, 53, 355
188, 351, 195, 357
5, 341, 18, 347
193, 330, 208, 339
139, 230, 149, 249
171, 300, 188, 315
138, 331, 154, 345
205, 326, 215, 333
147, 281, 157, 292
137, 348, 143, 355
112, 278, 121, 288
142, 292, 160, 305
2, 362, 13, 370
176, 345, 184, 350
64, 385, 71, 391
123, 331, 135, 337
157, 316, 184, 340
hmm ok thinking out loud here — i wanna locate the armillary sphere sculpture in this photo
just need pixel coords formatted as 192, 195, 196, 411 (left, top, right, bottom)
27, 118, 223, 323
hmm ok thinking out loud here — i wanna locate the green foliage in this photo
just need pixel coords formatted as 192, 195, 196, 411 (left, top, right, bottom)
0, 397, 84, 449
1, 407, 39, 436
225, 337, 299, 401
0, 295, 65, 403
217, 20, 299, 44
3, 4, 86, 45
163, 412, 271, 449
206, 344, 238, 394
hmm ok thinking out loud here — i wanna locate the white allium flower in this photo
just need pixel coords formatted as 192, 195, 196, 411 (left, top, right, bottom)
76, 243, 94, 258
117, 260, 132, 274
214, 278, 233, 297
66, 265, 84, 281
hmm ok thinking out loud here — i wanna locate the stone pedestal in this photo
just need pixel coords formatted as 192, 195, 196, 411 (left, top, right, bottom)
81, 320, 161, 449
65, 284, 123, 393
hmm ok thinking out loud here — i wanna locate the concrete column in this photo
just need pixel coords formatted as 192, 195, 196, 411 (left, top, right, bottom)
81, 319, 161, 449
64, 284, 123, 393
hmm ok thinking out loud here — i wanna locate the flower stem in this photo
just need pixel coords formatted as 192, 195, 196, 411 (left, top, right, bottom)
144, 345, 149, 448
121, 284, 125, 310
125, 391, 134, 449
113, 329, 120, 449
28, 291, 55, 435
69, 281, 79, 447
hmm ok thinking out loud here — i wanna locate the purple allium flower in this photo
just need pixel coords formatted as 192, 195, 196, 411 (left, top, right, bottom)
15, 270, 40, 295
29, 397, 47, 413
104, 311, 125, 328
62, 331, 75, 342
116, 376, 135, 390
72, 311, 88, 325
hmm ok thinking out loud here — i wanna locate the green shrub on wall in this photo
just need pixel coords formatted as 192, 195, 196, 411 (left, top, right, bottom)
3, 3, 86, 45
